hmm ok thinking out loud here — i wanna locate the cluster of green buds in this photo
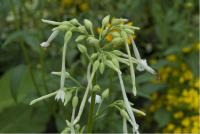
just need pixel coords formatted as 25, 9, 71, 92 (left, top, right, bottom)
30, 15, 156, 134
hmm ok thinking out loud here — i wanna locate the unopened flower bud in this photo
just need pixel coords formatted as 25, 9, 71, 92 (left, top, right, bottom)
41, 19, 61, 25
87, 36, 99, 45
110, 37, 123, 46
75, 35, 86, 42
111, 18, 128, 25
84, 19, 93, 31
77, 44, 87, 54
72, 96, 78, 108
93, 84, 100, 92
77, 26, 87, 34
112, 50, 124, 56
99, 62, 105, 74
102, 15, 110, 27
93, 60, 100, 71
91, 53, 98, 60
64, 31, 72, 44
120, 109, 130, 120
70, 18, 79, 26
102, 88, 109, 99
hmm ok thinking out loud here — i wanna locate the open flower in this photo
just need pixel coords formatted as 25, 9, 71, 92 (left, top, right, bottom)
88, 94, 101, 104
55, 89, 65, 103
136, 59, 156, 74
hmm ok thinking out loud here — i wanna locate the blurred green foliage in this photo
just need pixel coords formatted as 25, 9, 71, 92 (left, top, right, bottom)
0, 0, 199, 133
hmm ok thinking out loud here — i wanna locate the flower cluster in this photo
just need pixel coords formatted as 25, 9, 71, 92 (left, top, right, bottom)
30, 15, 156, 133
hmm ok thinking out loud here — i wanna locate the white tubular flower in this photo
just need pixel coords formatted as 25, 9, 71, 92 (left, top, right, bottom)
40, 30, 59, 48
55, 89, 65, 103
137, 59, 156, 75
88, 94, 101, 104
131, 38, 156, 75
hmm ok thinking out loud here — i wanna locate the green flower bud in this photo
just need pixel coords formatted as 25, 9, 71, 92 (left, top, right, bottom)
102, 15, 110, 27
72, 96, 79, 108
77, 44, 87, 54
111, 32, 120, 38
112, 50, 124, 56
102, 27, 109, 37
64, 31, 72, 44
93, 60, 100, 71
91, 53, 98, 60
87, 36, 99, 45
120, 109, 130, 120
75, 35, 86, 42
54, 25, 69, 31
110, 37, 123, 46
105, 60, 121, 73
121, 31, 128, 41
102, 88, 109, 99
84, 19, 93, 31
70, 18, 79, 26
77, 26, 87, 34
41, 19, 61, 25
93, 84, 100, 92
124, 28, 135, 35
111, 58, 119, 69
99, 62, 105, 74
111, 18, 128, 25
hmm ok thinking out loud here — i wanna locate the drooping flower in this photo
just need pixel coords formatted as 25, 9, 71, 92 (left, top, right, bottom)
55, 89, 65, 103
40, 30, 59, 48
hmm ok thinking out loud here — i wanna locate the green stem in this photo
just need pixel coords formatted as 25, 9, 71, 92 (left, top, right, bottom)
40, 49, 49, 93
86, 91, 96, 133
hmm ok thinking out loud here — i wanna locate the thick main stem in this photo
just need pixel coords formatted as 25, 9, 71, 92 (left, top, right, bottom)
118, 73, 139, 133
86, 91, 96, 132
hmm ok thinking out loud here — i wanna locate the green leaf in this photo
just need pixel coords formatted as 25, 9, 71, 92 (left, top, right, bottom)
0, 70, 15, 111
0, 104, 50, 133
2, 31, 23, 47
23, 31, 41, 53
10, 64, 27, 102
154, 108, 170, 128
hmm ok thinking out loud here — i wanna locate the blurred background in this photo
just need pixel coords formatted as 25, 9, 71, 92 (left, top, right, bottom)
0, 0, 199, 133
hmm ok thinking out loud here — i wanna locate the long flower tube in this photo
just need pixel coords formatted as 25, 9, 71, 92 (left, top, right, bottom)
73, 63, 98, 125
118, 72, 139, 134
123, 37, 137, 96
55, 31, 72, 102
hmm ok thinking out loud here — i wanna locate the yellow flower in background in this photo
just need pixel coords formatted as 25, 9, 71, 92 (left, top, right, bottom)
174, 111, 184, 119
166, 54, 177, 62
193, 79, 200, 88
182, 47, 191, 53
105, 34, 113, 42
167, 123, 175, 131
195, 43, 200, 51
62, 0, 73, 7
79, 2, 89, 12
181, 118, 190, 127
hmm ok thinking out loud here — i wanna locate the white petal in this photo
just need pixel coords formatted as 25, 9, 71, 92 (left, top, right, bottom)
136, 59, 156, 74
88, 94, 102, 104
55, 90, 65, 103
40, 42, 49, 47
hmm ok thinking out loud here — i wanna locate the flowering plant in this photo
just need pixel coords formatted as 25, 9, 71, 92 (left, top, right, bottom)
30, 15, 156, 133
